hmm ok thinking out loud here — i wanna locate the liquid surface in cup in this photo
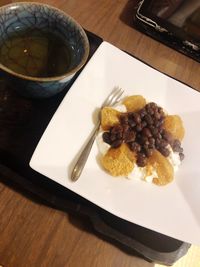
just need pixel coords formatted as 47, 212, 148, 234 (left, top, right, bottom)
0, 29, 73, 78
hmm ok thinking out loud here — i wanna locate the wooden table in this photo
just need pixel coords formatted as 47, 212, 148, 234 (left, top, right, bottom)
0, 1, 200, 266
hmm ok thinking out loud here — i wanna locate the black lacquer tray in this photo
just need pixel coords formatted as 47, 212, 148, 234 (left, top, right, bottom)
0, 30, 190, 266
134, 0, 200, 63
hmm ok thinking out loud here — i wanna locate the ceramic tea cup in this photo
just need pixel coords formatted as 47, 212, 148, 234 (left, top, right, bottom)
0, 2, 89, 98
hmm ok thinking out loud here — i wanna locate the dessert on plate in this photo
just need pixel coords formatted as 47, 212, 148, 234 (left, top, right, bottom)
97, 95, 185, 186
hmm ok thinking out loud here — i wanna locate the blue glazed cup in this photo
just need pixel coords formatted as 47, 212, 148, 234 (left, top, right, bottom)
0, 2, 89, 98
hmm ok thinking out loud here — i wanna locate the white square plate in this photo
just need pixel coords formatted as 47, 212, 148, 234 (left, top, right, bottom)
30, 41, 200, 245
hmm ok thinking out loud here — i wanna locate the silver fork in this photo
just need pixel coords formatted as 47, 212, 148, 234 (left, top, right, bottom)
71, 87, 124, 181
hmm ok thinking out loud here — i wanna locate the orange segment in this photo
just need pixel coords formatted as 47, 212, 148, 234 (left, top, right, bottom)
101, 107, 120, 130
101, 144, 136, 176
163, 115, 185, 141
148, 150, 174, 186
122, 95, 146, 112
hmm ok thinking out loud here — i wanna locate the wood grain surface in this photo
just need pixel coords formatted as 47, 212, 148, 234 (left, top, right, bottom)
0, 0, 200, 267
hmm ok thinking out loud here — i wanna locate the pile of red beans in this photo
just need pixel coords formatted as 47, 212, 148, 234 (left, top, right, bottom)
102, 102, 184, 167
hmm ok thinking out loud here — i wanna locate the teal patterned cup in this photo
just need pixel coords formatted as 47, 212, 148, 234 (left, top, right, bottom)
0, 2, 89, 98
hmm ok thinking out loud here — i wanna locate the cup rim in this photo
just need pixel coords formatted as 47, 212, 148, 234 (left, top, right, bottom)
0, 2, 90, 82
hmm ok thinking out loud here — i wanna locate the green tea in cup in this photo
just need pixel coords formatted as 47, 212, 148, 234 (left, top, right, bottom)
0, 2, 89, 98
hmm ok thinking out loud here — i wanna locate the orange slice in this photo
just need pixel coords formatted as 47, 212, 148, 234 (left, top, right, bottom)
122, 95, 146, 112
163, 115, 185, 141
101, 107, 120, 130
148, 150, 174, 186
101, 144, 136, 176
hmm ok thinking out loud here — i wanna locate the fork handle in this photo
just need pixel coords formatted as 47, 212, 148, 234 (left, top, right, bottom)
71, 122, 100, 181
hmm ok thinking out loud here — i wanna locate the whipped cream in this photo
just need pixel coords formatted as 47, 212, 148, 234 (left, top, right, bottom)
167, 145, 181, 172
112, 104, 127, 112
127, 165, 158, 183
